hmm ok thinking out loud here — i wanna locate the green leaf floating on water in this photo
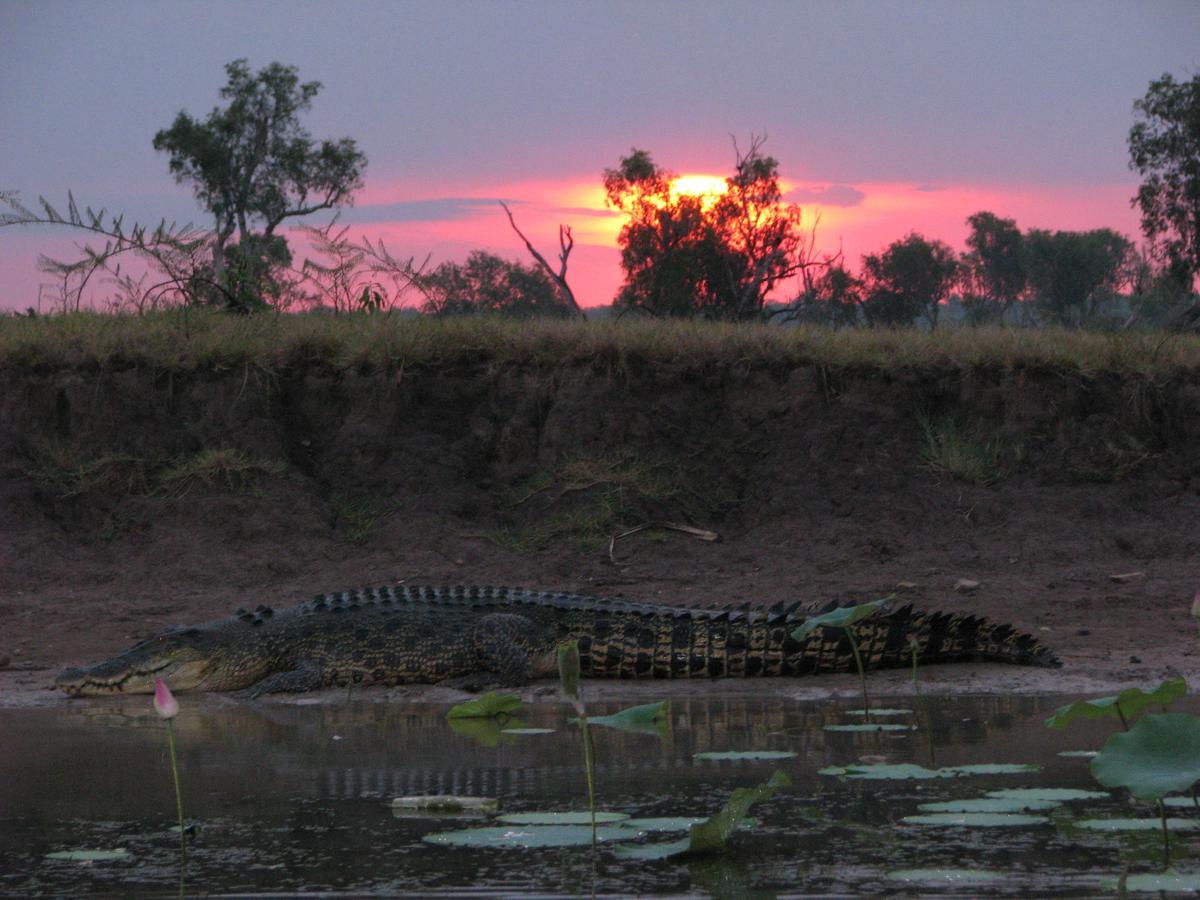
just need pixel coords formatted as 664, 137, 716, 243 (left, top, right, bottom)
498, 812, 629, 825
845, 708, 912, 716
790, 599, 887, 641
887, 869, 1004, 884
820, 762, 1038, 780
45, 849, 129, 862
1090, 712, 1200, 801
902, 812, 1049, 827
620, 817, 758, 833
422, 824, 638, 849
1164, 795, 1200, 809
585, 700, 669, 735
1076, 818, 1200, 832
1101, 871, 1200, 892
500, 727, 554, 735
694, 750, 797, 761
446, 692, 523, 720
615, 771, 791, 860
823, 723, 913, 732
1045, 677, 1187, 730
917, 798, 1061, 813
986, 788, 1108, 802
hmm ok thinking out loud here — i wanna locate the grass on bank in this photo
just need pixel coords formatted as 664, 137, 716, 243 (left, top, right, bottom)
1, 310, 1198, 376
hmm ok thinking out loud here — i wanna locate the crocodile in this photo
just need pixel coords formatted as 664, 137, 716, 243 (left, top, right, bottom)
55, 585, 1060, 697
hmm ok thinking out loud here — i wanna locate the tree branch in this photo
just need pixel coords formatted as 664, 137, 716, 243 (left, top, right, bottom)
499, 200, 585, 319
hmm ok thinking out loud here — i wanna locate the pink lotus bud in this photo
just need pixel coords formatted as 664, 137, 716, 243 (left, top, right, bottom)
154, 677, 179, 719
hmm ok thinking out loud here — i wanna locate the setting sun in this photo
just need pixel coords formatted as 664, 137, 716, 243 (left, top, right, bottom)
670, 174, 728, 201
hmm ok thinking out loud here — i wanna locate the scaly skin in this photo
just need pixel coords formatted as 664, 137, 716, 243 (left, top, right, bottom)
55, 585, 1060, 697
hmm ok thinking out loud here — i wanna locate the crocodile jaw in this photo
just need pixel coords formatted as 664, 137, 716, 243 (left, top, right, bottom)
56, 659, 211, 697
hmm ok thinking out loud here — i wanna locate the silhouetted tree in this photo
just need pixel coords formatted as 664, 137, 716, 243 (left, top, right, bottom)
417, 251, 571, 318
153, 59, 366, 311
960, 211, 1027, 326
785, 260, 863, 327
604, 138, 813, 319
861, 233, 958, 328
1129, 73, 1200, 290
1025, 228, 1134, 327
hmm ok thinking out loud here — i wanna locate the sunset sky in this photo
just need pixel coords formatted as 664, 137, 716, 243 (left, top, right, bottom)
2, 0, 1198, 311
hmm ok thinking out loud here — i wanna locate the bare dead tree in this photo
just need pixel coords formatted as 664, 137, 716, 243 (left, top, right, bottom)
499, 200, 586, 319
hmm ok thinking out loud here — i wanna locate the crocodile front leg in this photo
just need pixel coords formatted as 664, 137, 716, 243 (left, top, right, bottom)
238, 660, 326, 697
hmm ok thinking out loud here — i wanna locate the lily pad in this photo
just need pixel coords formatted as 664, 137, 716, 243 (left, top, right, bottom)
1057, 750, 1098, 758
791, 599, 888, 641
694, 750, 797, 761
846, 708, 912, 716
1045, 677, 1187, 730
1091, 713, 1200, 801
447, 716, 512, 748
501, 728, 555, 735
887, 869, 1004, 884
585, 701, 669, 735
941, 763, 1040, 776
392, 795, 498, 813
986, 788, 1108, 802
498, 811, 629, 825
446, 692, 523, 720
1101, 872, 1200, 892
823, 723, 912, 732
902, 812, 1049, 827
612, 836, 692, 860
422, 824, 637, 848
917, 798, 1061, 813
1076, 818, 1200, 832
45, 849, 129, 862
1163, 796, 1200, 808
620, 817, 757, 833
821, 762, 1038, 780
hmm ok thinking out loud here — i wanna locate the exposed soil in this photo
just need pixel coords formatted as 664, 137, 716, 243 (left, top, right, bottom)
1, 359, 1198, 706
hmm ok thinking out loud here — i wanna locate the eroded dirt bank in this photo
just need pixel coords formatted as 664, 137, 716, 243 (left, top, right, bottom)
1, 358, 1198, 705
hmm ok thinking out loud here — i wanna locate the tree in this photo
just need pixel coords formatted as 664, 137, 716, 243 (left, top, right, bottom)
960, 211, 1026, 326
152, 59, 366, 311
417, 251, 573, 318
861, 233, 958, 328
1129, 73, 1200, 290
604, 139, 813, 319
1025, 228, 1134, 327
784, 260, 863, 327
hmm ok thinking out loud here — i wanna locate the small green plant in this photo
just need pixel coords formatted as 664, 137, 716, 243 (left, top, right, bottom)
158, 448, 285, 497
331, 493, 387, 544
918, 414, 1006, 485
792, 599, 888, 718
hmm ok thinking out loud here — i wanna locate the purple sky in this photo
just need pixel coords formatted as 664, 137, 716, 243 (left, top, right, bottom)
2, 0, 1198, 310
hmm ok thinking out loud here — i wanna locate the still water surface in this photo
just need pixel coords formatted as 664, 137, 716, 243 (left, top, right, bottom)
1, 693, 1195, 896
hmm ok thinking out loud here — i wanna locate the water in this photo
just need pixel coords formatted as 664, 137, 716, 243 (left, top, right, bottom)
1, 693, 1195, 896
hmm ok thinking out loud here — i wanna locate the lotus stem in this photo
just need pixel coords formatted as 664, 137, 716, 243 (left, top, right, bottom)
165, 719, 186, 864
845, 626, 870, 718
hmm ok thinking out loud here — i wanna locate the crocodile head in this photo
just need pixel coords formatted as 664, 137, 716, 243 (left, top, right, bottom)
56, 625, 228, 697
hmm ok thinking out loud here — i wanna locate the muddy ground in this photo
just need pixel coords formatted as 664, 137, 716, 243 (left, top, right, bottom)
1, 360, 1197, 706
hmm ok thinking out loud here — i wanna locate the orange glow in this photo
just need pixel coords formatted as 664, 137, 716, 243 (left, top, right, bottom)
670, 174, 728, 204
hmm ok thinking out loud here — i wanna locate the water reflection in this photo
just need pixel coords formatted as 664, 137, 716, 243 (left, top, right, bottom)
0, 694, 1192, 895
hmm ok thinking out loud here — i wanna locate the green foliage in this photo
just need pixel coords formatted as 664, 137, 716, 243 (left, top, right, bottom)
1025, 227, 1134, 327
1045, 677, 1187, 730
919, 415, 1007, 485
446, 692, 523, 720
790, 599, 887, 641
1090, 713, 1200, 801
961, 211, 1027, 326
1129, 73, 1200, 286
556, 640, 582, 707
152, 59, 366, 311
861, 232, 959, 328
605, 138, 811, 320
329, 493, 387, 545
683, 770, 790, 856
417, 250, 572, 318
585, 700, 669, 735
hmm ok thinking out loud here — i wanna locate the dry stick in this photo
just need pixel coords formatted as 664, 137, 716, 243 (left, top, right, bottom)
499, 201, 585, 319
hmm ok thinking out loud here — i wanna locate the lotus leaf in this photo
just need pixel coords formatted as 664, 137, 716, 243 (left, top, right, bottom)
791, 599, 887, 641
1045, 677, 1186, 730
1090, 713, 1200, 801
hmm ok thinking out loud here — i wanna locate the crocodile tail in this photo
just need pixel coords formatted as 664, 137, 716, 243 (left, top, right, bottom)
866, 604, 1061, 670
